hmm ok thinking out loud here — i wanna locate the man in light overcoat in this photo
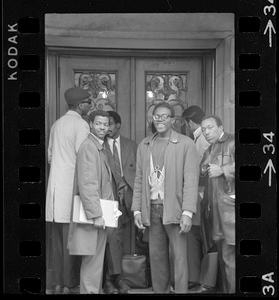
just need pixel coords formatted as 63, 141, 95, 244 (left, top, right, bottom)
45, 87, 91, 294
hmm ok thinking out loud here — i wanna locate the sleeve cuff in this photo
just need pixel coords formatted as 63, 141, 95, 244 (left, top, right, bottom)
182, 211, 193, 218
134, 211, 141, 217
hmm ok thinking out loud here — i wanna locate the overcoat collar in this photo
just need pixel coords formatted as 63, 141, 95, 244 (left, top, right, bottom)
218, 132, 230, 143
88, 133, 104, 150
87, 133, 112, 175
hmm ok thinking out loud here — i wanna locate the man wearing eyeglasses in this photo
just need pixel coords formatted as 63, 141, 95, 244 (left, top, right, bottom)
46, 87, 92, 294
131, 102, 199, 293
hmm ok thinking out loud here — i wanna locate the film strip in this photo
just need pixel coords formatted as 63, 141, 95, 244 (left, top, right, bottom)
2, 0, 277, 295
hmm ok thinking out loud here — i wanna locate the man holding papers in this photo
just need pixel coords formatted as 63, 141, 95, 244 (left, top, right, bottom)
67, 109, 114, 294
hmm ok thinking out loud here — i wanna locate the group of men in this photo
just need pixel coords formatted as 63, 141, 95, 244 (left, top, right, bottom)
46, 86, 235, 294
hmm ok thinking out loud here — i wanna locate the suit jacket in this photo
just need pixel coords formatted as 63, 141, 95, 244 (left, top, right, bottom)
67, 133, 114, 255
104, 135, 137, 215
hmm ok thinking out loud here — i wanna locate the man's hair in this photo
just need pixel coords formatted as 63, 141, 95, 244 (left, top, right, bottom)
152, 102, 175, 117
88, 110, 110, 123
108, 110, 121, 124
182, 105, 205, 125
201, 115, 223, 127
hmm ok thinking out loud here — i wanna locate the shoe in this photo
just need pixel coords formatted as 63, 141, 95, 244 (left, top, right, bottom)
188, 282, 200, 290
188, 284, 216, 293
69, 285, 80, 294
62, 286, 70, 294
115, 279, 131, 294
53, 285, 62, 294
103, 281, 119, 294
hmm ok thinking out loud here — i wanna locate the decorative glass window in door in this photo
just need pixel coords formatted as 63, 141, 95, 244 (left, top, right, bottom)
146, 73, 188, 135
74, 71, 116, 114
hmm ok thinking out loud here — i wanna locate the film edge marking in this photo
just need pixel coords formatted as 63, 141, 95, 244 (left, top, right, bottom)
7, 23, 18, 81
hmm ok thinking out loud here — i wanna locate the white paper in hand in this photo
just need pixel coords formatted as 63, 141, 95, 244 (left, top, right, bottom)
73, 195, 122, 228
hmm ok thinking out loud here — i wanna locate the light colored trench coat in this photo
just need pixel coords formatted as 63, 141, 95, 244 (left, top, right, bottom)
45, 110, 90, 223
67, 134, 115, 255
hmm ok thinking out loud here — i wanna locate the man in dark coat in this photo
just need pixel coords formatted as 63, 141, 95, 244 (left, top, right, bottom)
182, 106, 218, 293
199, 115, 235, 294
103, 111, 138, 294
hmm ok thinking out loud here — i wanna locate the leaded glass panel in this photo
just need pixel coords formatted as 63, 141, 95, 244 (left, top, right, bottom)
74, 71, 116, 112
146, 73, 188, 134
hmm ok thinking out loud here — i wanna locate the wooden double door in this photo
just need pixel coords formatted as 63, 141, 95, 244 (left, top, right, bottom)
56, 53, 213, 144
48, 51, 213, 253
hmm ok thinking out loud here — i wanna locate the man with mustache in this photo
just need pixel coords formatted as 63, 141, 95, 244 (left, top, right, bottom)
200, 115, 235, 294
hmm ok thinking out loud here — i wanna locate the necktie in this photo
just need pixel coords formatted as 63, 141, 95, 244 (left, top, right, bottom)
113, 139, 122, 185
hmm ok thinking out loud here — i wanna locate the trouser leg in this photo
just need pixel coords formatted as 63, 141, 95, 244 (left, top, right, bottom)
104, 227, 123, 276
216, 240, 228, 292
47, 222, 63, 287
165, 223, 188, 293
149, 205, 170, 293
221, 241, 235, 293
187, 225, 203, 284
199, 251, 218, 287
61, 224, 81, 288
46, 222, 54, 290
80, 229, 107, 294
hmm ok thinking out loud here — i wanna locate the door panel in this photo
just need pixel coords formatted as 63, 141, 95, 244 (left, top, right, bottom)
135, 57, 203, 143
59, 56, 131, 138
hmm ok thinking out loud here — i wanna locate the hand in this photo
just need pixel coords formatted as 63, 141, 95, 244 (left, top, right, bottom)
93, 216, 105, 229
201, 163, 209, 175
179, 215, 192, 234
208, 163, 223, 178
134, 213, 145, 230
